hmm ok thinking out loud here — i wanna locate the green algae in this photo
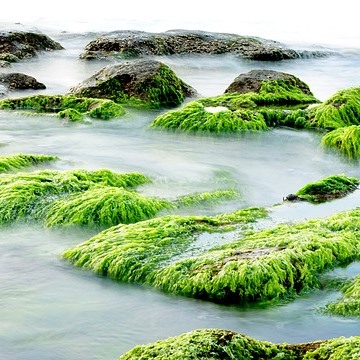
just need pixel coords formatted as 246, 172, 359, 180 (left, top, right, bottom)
0, 153, 57, 173
119, 328, 297, 360
325, 275, 360, 317
294, 174, 359, 203
63, 208, 360, 305
303, 336, 360, 359
62, 207, 268, 282
0, 94, 125, 121
321, 125, 360, 159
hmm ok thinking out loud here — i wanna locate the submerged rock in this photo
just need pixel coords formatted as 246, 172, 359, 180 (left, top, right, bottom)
69, 59, 195, 109
285, 174, 359, 203
0, 73, 46, 96
119, 328, 360, 360
0, 31, 63, 65
79, 29, 329, 61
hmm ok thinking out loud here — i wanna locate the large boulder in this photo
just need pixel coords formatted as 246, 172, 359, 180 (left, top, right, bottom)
0, 73, 46, 94
80, 29, 330, 61
69, 59, 196, 109
225, 69, 314, 96
0, 31, 63, 65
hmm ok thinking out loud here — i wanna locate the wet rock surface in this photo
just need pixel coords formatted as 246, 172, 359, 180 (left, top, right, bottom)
79, 29, 331, 61
0, 73, 46, 92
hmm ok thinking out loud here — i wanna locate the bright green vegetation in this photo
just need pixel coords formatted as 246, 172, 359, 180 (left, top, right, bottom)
0, 168, 238, 227
0, 153, 57, 173
0, 94, 125, 121
63, 208, 360, 305
150, 79, 318, 132
62, 207, 268, 282
321, 125, 360, 159
303, 336, 360, 359
119, 328, 360, 360
119, 328, 298, 360
325, 275, 360, 317
295, 174, 359, 203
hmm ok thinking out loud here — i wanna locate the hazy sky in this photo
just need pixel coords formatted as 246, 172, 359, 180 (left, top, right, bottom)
1, 0, 358, 46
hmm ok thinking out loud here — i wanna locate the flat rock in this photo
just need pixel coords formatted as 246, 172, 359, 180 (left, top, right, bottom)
80, 29, 332, 61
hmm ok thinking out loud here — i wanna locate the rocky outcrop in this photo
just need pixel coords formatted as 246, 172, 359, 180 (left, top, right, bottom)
0, 73, 46, 92
225, 69, 314, 96
69, 59, 196, 109
79, 30, 330, 61
0, 31, 63, 65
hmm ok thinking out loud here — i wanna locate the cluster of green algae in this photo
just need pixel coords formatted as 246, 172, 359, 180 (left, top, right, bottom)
151, 81, 360, 159
0, 94, 125, 121
0, 153, 58, 173
119, 329, 360, 360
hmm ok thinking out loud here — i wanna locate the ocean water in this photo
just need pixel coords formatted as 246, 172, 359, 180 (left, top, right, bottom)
1, 3, 360, 359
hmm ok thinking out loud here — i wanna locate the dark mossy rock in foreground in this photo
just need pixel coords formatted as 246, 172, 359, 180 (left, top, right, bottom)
150, 70, 318, 133
63, 207, 360, 305
119, 329, 360, 360
0, 31, 63, 65
69, 59, 195, 109
0, 94, 125, 121
284, 174, 359, 203
80, 29, 331, 61
0, 153, 57, 173
325, 275, 360, 317
321, 125, 360, 159
0, 73, 46, 96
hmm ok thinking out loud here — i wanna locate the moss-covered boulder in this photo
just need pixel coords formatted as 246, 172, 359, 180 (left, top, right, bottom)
284, 174, 359, 203
0, 94, 125, 121
119, 328, 360, 360
0, 153, 57, 173
0, 31, 63, 65
0, 73, 46, 96
69, 59, 196, 109
325, 275, 360, 317
79, 29, 330, 61
150, 72, 319, 133
321, 125, 360, 159
62, 207, 360, 305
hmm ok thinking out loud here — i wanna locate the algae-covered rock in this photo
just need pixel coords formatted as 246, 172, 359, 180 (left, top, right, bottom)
79, 29, 329, 61
0, 94, 125, 121
69, 59, 195, 109
62, 207, 360, 305
0, 73, 46, 95
119, 328, 298, 360
119, 329, 360, 360
325, 275, 360, 317
150, 72, 318, 133
0, 31, 63, 63
321, 125, 360, 159
284, 174, 359, 203
0, 153, 57, 173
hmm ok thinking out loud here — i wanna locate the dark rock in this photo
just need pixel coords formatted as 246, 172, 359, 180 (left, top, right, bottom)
0, 31, 63, 61
225, 69, 314, 96
283, 193, 302, 202
69, 59, 196, 109
79, 29, 328, 61
0, 73, 46, 91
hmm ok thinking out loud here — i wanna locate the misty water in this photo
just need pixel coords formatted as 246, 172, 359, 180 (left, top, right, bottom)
1, 28, 360, 360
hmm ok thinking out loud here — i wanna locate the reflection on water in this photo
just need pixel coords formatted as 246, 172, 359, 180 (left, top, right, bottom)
0, 32, 360, 360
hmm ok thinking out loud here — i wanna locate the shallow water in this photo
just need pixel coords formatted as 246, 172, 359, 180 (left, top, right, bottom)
1, 27, 360, 359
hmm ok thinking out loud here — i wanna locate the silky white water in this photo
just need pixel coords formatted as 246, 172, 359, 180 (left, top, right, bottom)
1, 3, 360, 359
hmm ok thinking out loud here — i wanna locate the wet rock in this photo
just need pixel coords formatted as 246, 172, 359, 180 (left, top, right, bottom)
0, 73, 46, 92
79, 29, 328, 61
225, 69, 314, 96
0, 31, 63, 62
69, 59, 196, 109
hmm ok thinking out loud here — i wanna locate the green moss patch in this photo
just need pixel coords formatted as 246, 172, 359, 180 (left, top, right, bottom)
0, 153, 57, 173
293, 174, 359, 203
0, 94, 125, 121
325, 275, 360, 317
